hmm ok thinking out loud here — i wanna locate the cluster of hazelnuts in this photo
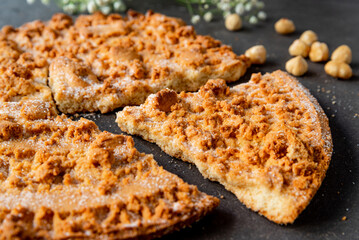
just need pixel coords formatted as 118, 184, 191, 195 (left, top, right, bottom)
226, 17, 353, 80
275, 18, 352, 79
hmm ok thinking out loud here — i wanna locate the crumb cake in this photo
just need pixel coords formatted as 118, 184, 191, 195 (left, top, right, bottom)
2, 11, 250, 113
0, 101, 219, 239
0, 37, 55, 108
116, 70, 333, 224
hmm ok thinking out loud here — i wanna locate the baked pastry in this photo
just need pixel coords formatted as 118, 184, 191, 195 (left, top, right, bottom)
116, 70, 333, 224
0, 101, 219, 239
0, 37, 55, 108
2, 11, 250, 113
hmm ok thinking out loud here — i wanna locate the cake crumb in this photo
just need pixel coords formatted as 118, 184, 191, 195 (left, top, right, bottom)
342, 216, 347, 221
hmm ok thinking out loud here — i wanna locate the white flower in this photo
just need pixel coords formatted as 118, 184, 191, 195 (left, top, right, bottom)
79, 3, 87, 12
249, 15, 258, 24
235, 3, 244, 15
95, 0, 103, 6
204, 4, 209, 9
222, 11, 231, 19
41, 0, 50, 5
26, 0, 35, 4
257, 11, 267, 20
256, 1, 265, 9
100, 5, 111, 15
203, 12, 213, 22
87, 1, 98, 13
221, 3, 231, 11
245, 2, 252, 12
191, 15, 201, 24
113, 0, 126, 12
62, 0, 70, 4
63, 3, 76, 14
95, 0, 111, 7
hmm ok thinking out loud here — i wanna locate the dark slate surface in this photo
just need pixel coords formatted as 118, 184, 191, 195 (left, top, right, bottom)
1, 1, 358, 239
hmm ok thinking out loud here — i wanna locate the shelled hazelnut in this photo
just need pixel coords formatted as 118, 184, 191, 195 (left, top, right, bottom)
286, 56, 308, 76
309, 41, 329, 62
245, 45, 267, 64
289, 39, 310, 58
274, 18, 295, 35
324, 61, 352, 79
331, 45, 352, 64
225, 14, 242, 31
300, 30, 318, 46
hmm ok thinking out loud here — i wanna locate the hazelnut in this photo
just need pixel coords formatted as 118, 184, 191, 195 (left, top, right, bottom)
225, 14, 242, 31
285, 56, 308, 76
245, 45, 267, 64
324, 61, 352, 79
289, 39, 310, 58
299, 30, 318, 46
331, 45, 352, 64
309, 41, 329, 62
274, 18, 295, 35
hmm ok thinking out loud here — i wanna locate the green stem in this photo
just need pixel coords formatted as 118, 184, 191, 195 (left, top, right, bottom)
185, 0, 194, 16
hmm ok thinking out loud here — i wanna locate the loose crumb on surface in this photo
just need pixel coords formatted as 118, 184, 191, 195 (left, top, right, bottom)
342, 216, 347, 221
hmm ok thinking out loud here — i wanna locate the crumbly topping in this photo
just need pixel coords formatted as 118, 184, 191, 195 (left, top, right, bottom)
2, 11, 250, 113
117, 70, 333, 224
0, 38, 54, 107
0, 101, 218, 239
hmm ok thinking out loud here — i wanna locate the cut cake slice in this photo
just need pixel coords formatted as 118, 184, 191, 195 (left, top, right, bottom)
3, 11, 250, 113
116, 70, 333, 224
0, 100, 219, 239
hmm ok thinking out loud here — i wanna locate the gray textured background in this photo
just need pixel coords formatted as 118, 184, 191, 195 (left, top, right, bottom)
0, 1, 358, 239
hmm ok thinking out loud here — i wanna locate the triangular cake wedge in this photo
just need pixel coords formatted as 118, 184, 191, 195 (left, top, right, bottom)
116, 70, 333, 224
2, 11, 250, 113
0, 101, 219, 239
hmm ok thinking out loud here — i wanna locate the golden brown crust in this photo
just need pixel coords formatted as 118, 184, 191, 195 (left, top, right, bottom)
116, 70, 332, 224
0, 101, 219, 239
3, 11, 250, 113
